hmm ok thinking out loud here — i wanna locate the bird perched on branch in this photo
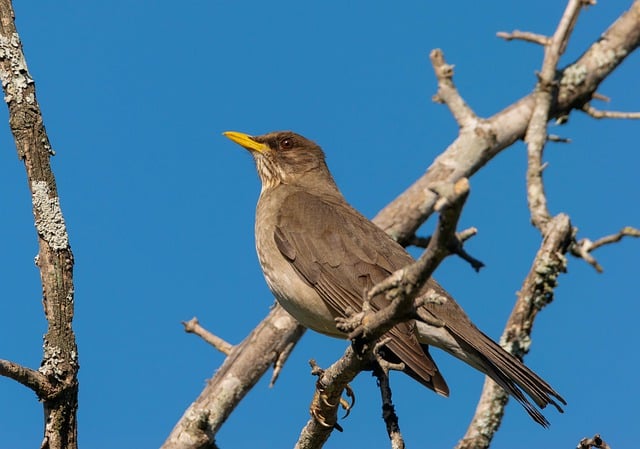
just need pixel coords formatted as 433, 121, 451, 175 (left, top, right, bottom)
224, 130, 565, 426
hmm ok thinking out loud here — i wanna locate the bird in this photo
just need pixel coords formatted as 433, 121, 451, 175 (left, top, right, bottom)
223, 130, 565, 426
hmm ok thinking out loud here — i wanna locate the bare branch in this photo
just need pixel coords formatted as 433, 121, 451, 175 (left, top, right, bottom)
571, 226, 640, 272
373, 367, 405, 449
270, 326, 305, 387
547, 134, 572, 143
375, 2, 640, 245
497, 30, 550, 46
582, 103, 640, 119
525, 0, 588, 231
456, 214, 573, 449
162, 306, 305, 449
0, 2, 79, 447
183, 317, 233, 355
591, 92, 611, 102
429, 49, 478, 128
410, 226, 483, 271
0, 359, 52, 397
578, 434, 612, 449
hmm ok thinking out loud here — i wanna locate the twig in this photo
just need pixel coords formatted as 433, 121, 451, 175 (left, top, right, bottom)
429, 49, 478, 128
373, 367, 405, 449
570, 226, 640, 272
525, 0, 588, 232
547, 134, 572, 143
162, 306, 305, 449
0, 359, 54, 398
409, 226, 483, 271
592, 92, 611, 102
456, 214, 573, 449
497, 30, 550, 46
270, 325, 306, 387
577, 434, 611, 449
183, 317, 233, 354
582, 103, 640, 119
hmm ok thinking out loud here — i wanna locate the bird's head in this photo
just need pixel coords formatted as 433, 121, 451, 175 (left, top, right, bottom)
224, 130, 336, 192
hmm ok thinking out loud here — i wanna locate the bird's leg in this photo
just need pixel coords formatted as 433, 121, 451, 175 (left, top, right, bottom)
308, 360, 355, 431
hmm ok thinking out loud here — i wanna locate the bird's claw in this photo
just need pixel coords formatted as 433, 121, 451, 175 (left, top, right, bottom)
308, 360, 355, 431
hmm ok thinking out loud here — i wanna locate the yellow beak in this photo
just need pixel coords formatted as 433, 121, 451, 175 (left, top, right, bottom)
223, 131, 269, 153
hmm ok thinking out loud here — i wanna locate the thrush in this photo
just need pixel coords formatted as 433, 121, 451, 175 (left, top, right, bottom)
224, 130, 565, 426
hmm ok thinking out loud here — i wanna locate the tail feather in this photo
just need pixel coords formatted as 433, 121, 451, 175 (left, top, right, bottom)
449, 327, 565, 427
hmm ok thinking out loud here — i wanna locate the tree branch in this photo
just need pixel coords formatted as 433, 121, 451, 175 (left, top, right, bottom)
525, 0, 589, 231
0, 359, 53, 398
570, 226, 640, 272
374, 0, 640, 245
0, 2, 79, 448
373, 366, 405, 449
581, 103, 640, 119
183, 317, 233, 355
162, 306, 305, 449
456, 214, 573, 449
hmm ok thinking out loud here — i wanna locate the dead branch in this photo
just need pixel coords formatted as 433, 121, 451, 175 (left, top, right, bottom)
582, 103, 640, 119
183, 317, 233, 355
162, 306, 305, 449
0, 1, 79, 448
525, 0, 588, 231
456, 214, 573, 449
497, 30, 550, 46
571, 226, 640, 272
374, 1, 640, 245
373, 366, 405, 449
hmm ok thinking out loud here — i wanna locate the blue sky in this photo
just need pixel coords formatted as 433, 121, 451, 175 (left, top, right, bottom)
1, 1, 638, 448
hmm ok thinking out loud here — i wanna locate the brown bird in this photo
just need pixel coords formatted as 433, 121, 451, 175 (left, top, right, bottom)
224, 130, 565, 426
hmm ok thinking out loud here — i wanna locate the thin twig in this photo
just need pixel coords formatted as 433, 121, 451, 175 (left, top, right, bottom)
570, 226, 640, 272
582, 103, 640, 119
525, 0, 588, 232
497, 30, 550, 46
183, 317, 234, 354
429, 49, 478, 128
410, 227, 482, 271
373, 367, 405, 449
547, 134, 572, 143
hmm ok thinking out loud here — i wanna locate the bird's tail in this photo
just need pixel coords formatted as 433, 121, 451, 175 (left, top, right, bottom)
446, 325, 566, 427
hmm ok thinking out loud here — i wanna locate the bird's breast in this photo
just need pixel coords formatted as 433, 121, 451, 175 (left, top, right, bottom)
255, 192, 344, 338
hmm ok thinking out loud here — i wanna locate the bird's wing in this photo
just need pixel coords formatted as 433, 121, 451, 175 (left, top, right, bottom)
274, 190, 449, 395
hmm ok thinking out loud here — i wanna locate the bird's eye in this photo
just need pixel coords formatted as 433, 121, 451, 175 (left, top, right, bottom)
280, 138, 293, 149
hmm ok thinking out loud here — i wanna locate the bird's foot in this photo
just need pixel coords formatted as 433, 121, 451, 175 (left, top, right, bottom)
335, 306, 366, 333
308, 360, 356, 431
